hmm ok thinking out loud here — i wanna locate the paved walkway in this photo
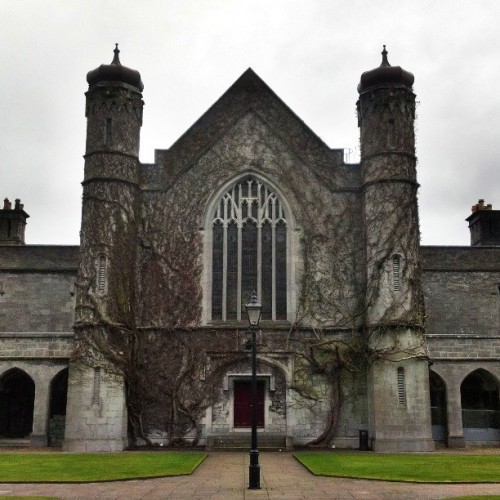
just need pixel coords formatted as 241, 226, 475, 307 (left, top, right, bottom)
1, 452, 500, 499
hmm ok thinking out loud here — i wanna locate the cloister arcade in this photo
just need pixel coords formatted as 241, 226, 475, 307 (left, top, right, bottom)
430, 366, 500, 446
0, 364, 68, 446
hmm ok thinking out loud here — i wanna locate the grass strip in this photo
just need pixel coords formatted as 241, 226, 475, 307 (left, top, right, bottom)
0, 452, 206, 483
442, 497, 500, 499
294, 452, 500, 483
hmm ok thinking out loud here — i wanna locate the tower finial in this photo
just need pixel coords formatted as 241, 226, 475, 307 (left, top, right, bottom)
112, 43, 121, 65
381, 44, 390, 67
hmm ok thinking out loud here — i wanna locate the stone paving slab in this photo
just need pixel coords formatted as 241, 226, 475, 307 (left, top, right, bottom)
0, 451, 500, 499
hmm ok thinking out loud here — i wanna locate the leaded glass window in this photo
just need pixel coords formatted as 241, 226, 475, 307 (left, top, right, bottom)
212, 176, 287, 321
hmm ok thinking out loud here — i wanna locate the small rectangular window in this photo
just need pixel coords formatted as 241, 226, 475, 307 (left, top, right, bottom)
92, 367, 101, 405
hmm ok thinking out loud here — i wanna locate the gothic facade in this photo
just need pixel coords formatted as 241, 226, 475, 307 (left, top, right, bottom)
0, 47, 499, 451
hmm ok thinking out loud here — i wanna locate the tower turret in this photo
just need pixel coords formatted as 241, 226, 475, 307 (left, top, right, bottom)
358, 45, 420, 325
64, 45, 144, 452
358, 47, 433, 452
78, 44, 143, 324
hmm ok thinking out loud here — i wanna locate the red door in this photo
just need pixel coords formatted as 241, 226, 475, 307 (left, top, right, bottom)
234, 380, 265, 428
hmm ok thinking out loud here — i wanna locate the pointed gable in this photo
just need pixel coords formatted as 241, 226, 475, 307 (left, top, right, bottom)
149, 68, 347, 186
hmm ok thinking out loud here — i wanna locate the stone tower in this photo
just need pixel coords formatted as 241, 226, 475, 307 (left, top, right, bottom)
358, 47, 434, 452
63, 45, 144, 451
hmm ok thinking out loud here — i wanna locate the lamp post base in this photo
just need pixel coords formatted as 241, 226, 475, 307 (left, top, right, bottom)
248, 449, 261, 489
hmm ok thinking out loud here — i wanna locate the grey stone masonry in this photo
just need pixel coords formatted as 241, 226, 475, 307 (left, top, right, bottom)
422, 247, 500, 338
0, 332, 74, 359
427, 334, 500, 360
0, 245, 79, 271
0, 246, 78, 333
421, 246, 500, 271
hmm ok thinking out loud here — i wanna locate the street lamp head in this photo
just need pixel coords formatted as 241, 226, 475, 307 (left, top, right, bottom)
245, 291, 262, 327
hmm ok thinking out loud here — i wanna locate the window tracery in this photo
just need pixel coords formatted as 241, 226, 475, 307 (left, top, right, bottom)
211, 176, 287, 321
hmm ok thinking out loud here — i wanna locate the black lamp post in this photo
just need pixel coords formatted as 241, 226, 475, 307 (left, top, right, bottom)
245, 291, 262, 490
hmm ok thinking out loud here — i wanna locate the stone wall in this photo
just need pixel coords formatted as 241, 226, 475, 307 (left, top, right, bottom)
423, 270, 500, 338
0, 246, 78, 333
421, 246, 500, 345
0, 332, 73, 359
422, 246, 500, 447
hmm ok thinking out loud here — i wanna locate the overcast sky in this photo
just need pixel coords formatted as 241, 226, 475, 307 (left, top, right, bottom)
1, 0, 499, 245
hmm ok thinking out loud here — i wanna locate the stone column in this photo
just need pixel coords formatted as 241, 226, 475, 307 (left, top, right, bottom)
446, 373, 465, 448
31, 375, 49, 447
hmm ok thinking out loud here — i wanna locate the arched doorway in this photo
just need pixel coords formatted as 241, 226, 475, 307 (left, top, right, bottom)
461, 369, 500, 443
48, 368, 68, 447
0, 368, 35, 438
429, 371, 448, 444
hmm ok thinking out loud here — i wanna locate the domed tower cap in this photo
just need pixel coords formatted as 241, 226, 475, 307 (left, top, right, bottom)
87, 44, 144, 92
358, 45, 414, 94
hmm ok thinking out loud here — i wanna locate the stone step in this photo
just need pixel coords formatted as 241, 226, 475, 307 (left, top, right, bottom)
0, 438, 32, 448
207, 433, 291, 450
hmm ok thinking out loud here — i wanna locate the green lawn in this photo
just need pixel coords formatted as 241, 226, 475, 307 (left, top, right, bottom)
294, 452, 500, 483
443, 497, 500, 500
0, 452, 206, 483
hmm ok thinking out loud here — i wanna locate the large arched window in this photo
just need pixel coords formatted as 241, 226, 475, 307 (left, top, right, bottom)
211, 176, 288, 321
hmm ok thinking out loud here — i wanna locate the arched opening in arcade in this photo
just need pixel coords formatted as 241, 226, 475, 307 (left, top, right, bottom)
48, 368, 68, 447
0, 368, 35, 438
429, 371, 448, 444
461, 369, 500, 443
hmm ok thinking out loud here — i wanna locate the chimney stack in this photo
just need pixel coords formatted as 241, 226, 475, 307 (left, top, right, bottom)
466, 199, 500, 246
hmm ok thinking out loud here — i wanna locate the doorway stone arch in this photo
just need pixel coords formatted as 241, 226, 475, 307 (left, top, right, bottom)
0, 368, 35, 438
48, 368, 69, 447
429, 370, 448, 444
461, 369, 500, 444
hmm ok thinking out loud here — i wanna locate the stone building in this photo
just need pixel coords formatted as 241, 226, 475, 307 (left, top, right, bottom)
0, 47, 499, 451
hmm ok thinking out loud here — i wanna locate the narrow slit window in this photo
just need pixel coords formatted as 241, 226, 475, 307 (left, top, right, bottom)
397, 367, 406, 406
392, 255, 401, 291
97, 254, 107, 294
92, 367, 101, 405
106, 118, 112, 145
388, 119, 396, 149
